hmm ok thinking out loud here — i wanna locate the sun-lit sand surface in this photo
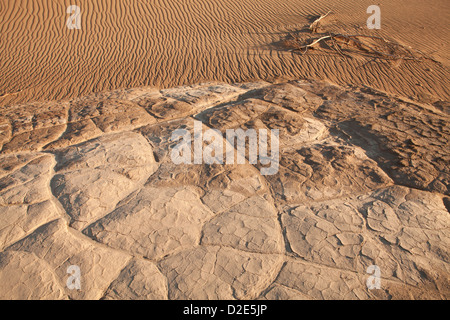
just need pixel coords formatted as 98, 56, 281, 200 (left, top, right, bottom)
0, 0, 449, 300
0, 0, 449, 107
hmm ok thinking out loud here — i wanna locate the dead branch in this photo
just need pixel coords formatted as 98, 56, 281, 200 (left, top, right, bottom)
284, 13, 440, 64
309, 11, 332, 33
286, 32, 429, 62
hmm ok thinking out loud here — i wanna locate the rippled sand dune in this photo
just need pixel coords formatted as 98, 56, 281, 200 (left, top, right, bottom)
0, 0, 449, 107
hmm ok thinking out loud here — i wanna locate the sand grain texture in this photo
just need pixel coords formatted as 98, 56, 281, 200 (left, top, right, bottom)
0, 0, 449, 107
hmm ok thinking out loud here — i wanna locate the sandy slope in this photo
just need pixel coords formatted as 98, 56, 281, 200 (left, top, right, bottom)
0, 0, 449, 107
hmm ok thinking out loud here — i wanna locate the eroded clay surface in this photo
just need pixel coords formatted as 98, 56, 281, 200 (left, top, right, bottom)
0, 80, 448, 300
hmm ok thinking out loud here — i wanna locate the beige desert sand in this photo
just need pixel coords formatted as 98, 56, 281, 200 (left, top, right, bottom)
0, 0, 449, 301
0, 0, 449, 107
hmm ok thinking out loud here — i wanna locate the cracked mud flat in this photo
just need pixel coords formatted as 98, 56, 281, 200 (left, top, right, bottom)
0, 80, 449, 300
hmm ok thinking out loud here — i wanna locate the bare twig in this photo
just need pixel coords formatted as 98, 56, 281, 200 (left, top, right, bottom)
329, 34, 349, 58
304, 35, 332, 49
309, 11, 332, 33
